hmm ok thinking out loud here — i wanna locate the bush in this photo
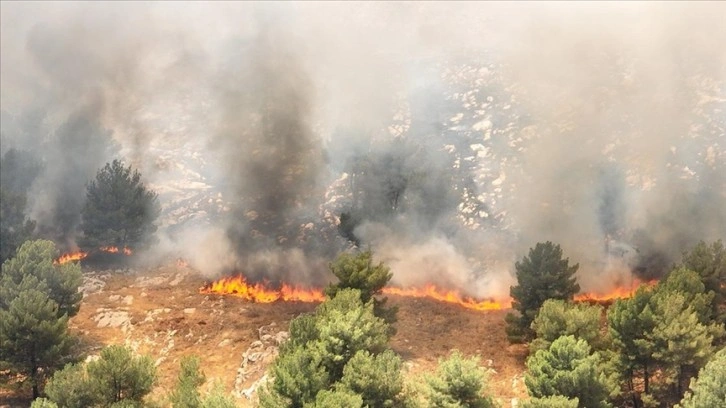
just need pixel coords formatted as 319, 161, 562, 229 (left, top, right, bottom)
170, 356, 206, 408
520, 395, 579, 408
338, 350, 403, 407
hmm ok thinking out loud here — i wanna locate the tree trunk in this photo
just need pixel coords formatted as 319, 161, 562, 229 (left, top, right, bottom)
644, 361, 650, 395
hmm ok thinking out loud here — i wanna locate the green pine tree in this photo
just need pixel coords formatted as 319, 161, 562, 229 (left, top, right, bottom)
525, 335, 616, 408
86, 345, 157, 405
338, 350, 404, 408
0, 288, 72, 398
680, 240, 726, 324
520, 396, 579, 408
506, 242, 580, 343
302, 389, 363, 408
530, 299, 604, 353
170, 356, 206, 408
675, 347, 726, 408
423, 350, 495, 408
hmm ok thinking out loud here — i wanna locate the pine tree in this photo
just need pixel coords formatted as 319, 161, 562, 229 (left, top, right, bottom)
81, 159, 161, 249
86, 345, 156, 405
338, 350, 404, 408
649, 290, 721, 400
258, 346, 330, 408
325, 251, 397, 326
302, 390, 363, 408
1, 239, 82, 318
44, 363, 95, 408
676, 347, 726, 408
423, 350, 495, 408
520, 396, 579, 408
680, 240, 726, 323
525, 335, 616, 408
0, 288, 72, 398
607, 285, 656, 402
530, 299, 604, 353
506, 242, 580, 343
170, 356, 206, 408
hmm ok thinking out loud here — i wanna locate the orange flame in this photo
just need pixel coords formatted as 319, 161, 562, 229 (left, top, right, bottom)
200, 275, 656, 310
381, 285, 511, 311
200, 275, 325, 303
574, 280, 657, 303
100, 246, 133, 255
54, 251, 89, 265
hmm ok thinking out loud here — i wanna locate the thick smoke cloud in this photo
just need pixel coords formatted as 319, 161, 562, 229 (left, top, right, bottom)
1, 2, 724, 295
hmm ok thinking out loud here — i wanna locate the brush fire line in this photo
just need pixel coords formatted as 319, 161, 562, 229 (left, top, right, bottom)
54, 246, 134, 265
199, 274, 654, 310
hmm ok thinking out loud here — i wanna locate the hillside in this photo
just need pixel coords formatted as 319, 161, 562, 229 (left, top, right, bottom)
1, 263, 528, 407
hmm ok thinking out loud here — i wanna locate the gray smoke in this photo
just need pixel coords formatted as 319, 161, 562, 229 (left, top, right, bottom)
1, 2, 724, 295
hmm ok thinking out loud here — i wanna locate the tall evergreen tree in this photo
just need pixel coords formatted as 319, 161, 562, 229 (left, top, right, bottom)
0, 288, 72, 398
80, 159, 161, 249
530, 299, 604, 353
506, 242, 580, 343
680, 240, 726, 323
676, 347, 726, 408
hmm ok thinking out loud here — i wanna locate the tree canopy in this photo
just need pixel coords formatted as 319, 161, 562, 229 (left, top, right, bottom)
506, 241, 580, 343
80, 159, 161, 249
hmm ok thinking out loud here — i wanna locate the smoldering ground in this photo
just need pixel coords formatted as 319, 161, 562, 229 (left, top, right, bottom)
1, 2, 724, 295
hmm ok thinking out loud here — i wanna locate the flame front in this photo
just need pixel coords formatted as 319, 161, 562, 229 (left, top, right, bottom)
381, 285, 511, 311
100, 246, 133, 255
201, 273, 656, 311
200, 275, 325, 303
54, 251, 89, 265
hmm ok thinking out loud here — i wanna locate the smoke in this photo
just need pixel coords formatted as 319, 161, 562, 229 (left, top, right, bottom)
1, 2, 724, 295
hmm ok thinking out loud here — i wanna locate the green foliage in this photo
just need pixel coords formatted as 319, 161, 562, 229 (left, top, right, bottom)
325, 251, 397, 327
680, 240, 726, 323
607, 285, 657, 395
530, 299, 604, 353
200, 382, 237, 408
86, 345, 157, 405
676, 347, 726, 408
657, 267, 715, 324
261, 288, 392, 407
259, 346, 330, 408
525, 335, 616, 408
519, 396, 579, 408
45, 363, 95, 408
506, 242, 580, 343
326, 251, 391, 304
303, 389, 363, 408
170, 356, 206, 408
649, 290, 722, 398
1, 239, 82, 318
0, 288, 72, 398
30, 398, 59, 408
338, 350, 403, 408
80, 159, 161, 249
423, 350, 495, 408
314, 289, 390, 381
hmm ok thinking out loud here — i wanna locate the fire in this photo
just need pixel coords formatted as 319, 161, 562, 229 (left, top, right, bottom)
200, 275, 510, 310
100, 246, 133, 255
200, 275, 325, 303
381, 285, 511, 311
201, 273, 658, 311
574, 280, 657, 303
54, 251, 89, 265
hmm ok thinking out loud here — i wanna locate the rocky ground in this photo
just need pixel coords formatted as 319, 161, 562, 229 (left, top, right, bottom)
1, 262, 529, 407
